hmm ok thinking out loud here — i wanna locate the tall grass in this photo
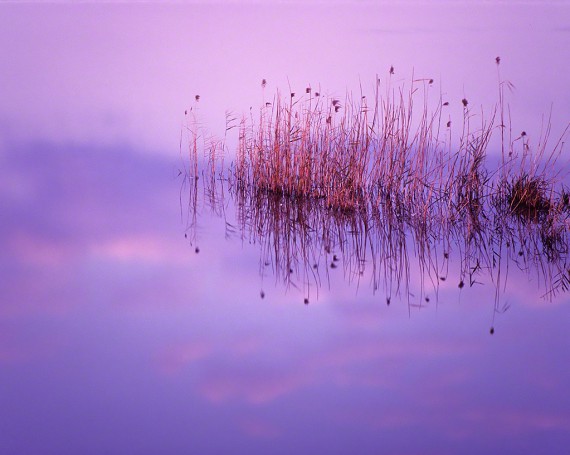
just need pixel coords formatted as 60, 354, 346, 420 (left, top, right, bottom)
182, 62, 570, 310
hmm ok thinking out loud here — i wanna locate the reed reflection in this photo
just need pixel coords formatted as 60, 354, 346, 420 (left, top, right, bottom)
182, 65, 570, 316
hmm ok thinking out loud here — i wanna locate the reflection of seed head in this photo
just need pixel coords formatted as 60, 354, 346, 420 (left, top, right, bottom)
443, 102, 449, 106
304, 298, 309, 305
260, 291, 265, 299
386, 297, 391, 306
440, 276, 446, 281
444, 252, 449, 259
447, 121, 451, 128
490, 327, 495, 335
306, 87, 311, 94
389, 65, 394, 74
331, 262, 337, 269
333, 254, 339, 262
195, 95, 200, 102
315, 92, 320, 97
458, 280, 464, 289
425, 297, 430, 303
195, 247, 200, 254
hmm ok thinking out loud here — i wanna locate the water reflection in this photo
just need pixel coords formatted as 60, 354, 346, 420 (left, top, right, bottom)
183, 78, 570, 315
186, 173, 569, 308
3, 3, 570, 454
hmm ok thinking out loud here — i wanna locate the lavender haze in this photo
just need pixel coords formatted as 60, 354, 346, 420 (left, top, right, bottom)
1, 2, 569, 455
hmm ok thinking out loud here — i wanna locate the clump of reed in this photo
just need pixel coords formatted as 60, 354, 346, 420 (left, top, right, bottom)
506, 175, 551, 221
229, 74, 452, 217
182, 61, 570, 306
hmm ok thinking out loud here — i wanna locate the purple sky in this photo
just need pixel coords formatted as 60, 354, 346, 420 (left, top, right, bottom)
1, 1, 569, 153
1, 2, 570, 454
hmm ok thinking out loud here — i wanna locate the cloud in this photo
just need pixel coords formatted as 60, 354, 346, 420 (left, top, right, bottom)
156, 340, 214, 375
463, 408, 570, 434
198, 366, 312, 405
238, 417, 280, 439
0, 140, 193, 314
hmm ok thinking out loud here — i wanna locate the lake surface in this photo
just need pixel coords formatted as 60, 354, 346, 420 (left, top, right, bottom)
1, 2, 570, 454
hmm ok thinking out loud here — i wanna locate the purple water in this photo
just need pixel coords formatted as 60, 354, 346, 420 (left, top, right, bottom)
1, 2, 569, 454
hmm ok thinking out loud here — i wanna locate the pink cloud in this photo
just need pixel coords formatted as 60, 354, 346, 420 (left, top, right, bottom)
155, 341, 214, 375
199, 367, 313, 405
227, 334, 262, 358
315, 337, 475, 370
90, 235, 188, 265
464, 408, 570, 434
8, 231, 75, 267
239, 417, 280, 439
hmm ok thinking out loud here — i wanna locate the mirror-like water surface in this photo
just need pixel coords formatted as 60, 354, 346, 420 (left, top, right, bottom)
1, 2, 570, 454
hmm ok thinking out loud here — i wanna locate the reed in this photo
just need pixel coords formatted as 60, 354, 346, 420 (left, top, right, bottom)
182, 62, 570, 309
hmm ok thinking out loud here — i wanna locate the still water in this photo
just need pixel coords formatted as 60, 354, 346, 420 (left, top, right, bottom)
1, 2, 570, 454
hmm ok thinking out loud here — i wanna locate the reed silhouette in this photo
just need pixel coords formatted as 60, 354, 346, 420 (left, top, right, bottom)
181, 62, 570, 313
